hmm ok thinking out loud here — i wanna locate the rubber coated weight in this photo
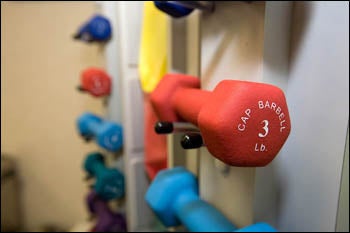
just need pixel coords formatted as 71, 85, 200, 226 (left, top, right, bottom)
79, 68, 111, 97
84, 152, 125, 201
86, 190, 127, 232
150, 74, 291, 167
73, 15, 111, 42
77, 112, 123, 152
155, 121, 199, 134
145, 167, 277, 232
154, 1, 194, 18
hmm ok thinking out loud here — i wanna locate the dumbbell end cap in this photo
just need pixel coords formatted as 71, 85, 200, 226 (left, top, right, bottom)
74, 33, 95, 43
181, 133, 203, 149
155, 121, 174, 134
83, 174, 94, 181
83, 136, 93, 142
76, 85, 86, 92
72, 33, 81, 40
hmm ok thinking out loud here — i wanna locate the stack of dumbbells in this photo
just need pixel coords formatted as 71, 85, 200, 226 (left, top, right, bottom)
72, 3, 292, 232
144, 3, 291, 232
73, 15, 126, 232
145, 72, 291, 232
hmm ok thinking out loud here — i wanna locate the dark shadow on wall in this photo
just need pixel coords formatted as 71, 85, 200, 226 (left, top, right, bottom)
1, 154, 23, 232
289, 2, 312, 71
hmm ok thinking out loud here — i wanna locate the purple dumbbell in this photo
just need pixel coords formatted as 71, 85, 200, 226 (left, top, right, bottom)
86, 191, 127, 232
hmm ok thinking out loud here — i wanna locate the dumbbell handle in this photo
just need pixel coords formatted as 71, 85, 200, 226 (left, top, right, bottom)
89, 161, 106, 177
155, 121, 199, 134
174, 190, 276, 232
86, 120, 102, 136
173, 87, 211, 125
235, 223, 277, 232
174, 189, 236, 232
91, 198, 110, 216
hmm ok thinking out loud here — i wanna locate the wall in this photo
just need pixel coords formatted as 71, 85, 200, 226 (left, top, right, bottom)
255, 1, 349, 231
1, 2, 105, 230
275, 2, 348, 231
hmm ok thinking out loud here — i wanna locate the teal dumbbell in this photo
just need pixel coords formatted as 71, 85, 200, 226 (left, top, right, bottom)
145, 167, 277, 232
84, 152, 125, 201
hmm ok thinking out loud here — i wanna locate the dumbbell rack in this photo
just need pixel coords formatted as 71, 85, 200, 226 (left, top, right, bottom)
100, 2, 156, 231
100, 1, 349, 232
197, 2, 290, 227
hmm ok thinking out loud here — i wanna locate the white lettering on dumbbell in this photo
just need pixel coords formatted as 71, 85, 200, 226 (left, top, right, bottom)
255, 143, 266, 151
279, 113, 285, 120
245, 108, 251, 117
280, 120, 286, 132
258, 100, 286, 133
276, 107, 281, 115
93, 77, 104, 94
271, 102, 276, 111
238, 124, 245, 131
237, 100, 287, 153
237, 108, 251, 132
111, 135, 118, 143
258, 120, 269, 138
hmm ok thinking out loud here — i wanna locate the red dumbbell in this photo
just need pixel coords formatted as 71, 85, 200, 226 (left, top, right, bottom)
150, 74, 291, 167
77, 68, 112, 97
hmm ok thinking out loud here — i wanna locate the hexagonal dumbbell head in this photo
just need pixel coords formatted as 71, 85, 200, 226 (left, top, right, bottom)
95, 122, 123, 152
79, 68, 112, 97
198, 80, 291, 166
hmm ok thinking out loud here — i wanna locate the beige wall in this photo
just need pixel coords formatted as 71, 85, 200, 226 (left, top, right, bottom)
1, 1, 106, 230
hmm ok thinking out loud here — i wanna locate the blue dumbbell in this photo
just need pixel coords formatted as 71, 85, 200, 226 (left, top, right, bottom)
154, 1, 215, 18
154, 1, 194, 18
84, 152, 125, 201
73, 15, 111, 43
76, 112, 123, 152
145, 167, 277, 232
